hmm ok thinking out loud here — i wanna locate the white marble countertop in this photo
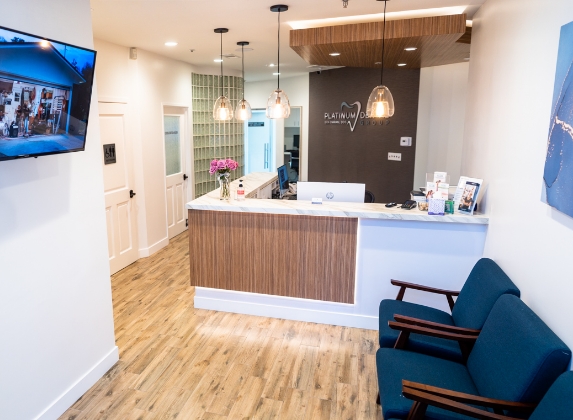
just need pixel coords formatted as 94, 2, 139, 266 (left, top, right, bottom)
186, 172, 489, 225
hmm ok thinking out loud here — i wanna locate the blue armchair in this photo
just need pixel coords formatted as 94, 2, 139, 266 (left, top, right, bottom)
399, 370, 573, 419
379, 258, 520, 363
377, 294, 571, 420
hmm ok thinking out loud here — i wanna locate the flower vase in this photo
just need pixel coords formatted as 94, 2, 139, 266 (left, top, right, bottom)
218, 173, 231, 200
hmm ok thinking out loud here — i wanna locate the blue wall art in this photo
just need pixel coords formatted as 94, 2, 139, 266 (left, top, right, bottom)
544, 21, 573, 217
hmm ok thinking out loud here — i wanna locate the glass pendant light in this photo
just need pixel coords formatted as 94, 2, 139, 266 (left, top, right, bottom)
266, 5, 291, 119
213, 28, 233, 121
366, 0, 395, 119
235, 41, 252, 121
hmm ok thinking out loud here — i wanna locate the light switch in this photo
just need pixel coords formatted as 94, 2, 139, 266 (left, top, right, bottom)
400, 137, 412, 146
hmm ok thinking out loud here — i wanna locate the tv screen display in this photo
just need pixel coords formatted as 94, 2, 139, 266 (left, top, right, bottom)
0, 26, 96, 161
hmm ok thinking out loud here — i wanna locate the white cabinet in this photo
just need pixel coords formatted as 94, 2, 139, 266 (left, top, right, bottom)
284, 117, 299, 128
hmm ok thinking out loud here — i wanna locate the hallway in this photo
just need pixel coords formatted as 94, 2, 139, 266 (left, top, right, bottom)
60, 232, 380, 419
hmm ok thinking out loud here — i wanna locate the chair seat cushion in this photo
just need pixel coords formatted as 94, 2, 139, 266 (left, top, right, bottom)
379, 299, 463, 363
377, 348, 480, 420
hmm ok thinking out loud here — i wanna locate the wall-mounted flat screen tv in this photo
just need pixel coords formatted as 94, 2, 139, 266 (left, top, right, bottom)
0, 26, 96, 161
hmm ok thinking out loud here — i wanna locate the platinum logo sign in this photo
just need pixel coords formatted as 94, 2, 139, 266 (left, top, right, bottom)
324, 101, 390, 132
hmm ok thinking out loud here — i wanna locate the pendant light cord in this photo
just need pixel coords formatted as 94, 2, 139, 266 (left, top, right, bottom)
220, 32, 223, 97
241, 44, 245, 100
381, 0, 387, 86
277, 10, 281, 90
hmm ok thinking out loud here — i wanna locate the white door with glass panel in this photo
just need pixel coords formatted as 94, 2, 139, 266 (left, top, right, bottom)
164, 115, 187, 239
100, 102, 139, 275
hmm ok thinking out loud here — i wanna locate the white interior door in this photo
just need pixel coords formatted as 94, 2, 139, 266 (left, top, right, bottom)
100, 102, 138, 275
164, 114, 187, 239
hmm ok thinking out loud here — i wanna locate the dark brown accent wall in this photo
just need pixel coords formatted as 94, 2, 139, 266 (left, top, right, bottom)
308, 67, 420, 203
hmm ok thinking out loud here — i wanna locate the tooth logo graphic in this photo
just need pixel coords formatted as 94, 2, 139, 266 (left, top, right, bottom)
340, 101, 362, 132
326, 192, 334, 200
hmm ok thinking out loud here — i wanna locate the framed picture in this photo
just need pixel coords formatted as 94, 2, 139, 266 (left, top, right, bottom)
544, 20, 573, 217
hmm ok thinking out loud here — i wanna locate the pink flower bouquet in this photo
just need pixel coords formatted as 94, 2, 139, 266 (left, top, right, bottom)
209, 158, 239, 175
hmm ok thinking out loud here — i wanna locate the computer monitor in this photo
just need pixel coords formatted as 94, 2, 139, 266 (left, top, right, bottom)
277, 165, 289, 197
293, 134, 300, 149
297, 182, 365, 203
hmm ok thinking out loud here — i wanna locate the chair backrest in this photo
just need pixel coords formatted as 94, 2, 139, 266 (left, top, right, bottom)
467, 295, 571, 403
452, 258, 520, 329
529, 371, 573, 419
364, 190, 375, 203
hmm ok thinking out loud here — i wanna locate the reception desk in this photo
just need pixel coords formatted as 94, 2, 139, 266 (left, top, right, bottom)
186, 172, 488, 330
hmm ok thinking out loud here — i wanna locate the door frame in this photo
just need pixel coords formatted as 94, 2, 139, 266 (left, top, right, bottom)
245, 108, 276, 174
290, 105, 304, 180
160, 103, 192, 235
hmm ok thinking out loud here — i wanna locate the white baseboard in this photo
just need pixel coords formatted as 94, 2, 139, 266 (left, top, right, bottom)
194, 288, 378, 330
36, 346, 119, 420
138, 237, 169, 258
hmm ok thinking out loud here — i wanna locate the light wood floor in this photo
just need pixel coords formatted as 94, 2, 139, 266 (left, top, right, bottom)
60, 232, 381, 420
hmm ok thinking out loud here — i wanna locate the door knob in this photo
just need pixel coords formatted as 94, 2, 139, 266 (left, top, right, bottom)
183, 174, 188, 181
130, 190, 136, 198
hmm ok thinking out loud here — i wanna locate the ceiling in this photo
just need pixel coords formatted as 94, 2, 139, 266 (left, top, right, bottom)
90, 0, 485, 82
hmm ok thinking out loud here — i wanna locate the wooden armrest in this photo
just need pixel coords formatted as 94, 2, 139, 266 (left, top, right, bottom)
391, 279, 460, 296
393, 315, 481, 336
389, 321, 478, 362
389, 321, 478, 343
391, 279, 460, 311
401, 386, 516, 420
403, 381, 536, 414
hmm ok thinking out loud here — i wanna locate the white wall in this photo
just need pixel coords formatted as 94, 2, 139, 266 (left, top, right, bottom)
0, 1, 118, 419
245, 75, 310, 180
95, 40, 240, 256
463, 0, 573, 349
414, 62, 469, 189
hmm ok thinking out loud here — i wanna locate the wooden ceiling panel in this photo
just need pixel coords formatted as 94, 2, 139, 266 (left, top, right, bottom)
290, 14, 470, 69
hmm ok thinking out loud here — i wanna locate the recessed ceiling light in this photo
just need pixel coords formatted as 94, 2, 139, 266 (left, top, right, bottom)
375, 62, 382, 65
40, 40, 50, 48
307, 65, 318, 68
397, 63, 407, 67
273, 72, 281, 76
214, 58, 223, 62
165, 42, 178, 47
405, 47, 417, 51
268, 63, 276, 67
329, 52, 341, 56
464, 57, 470, 60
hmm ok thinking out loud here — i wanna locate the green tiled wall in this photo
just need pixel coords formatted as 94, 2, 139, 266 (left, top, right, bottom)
192, 73, 245, 197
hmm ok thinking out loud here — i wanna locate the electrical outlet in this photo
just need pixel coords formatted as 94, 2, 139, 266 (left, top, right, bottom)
388, 152, 402, 161
400, 137, 412, 146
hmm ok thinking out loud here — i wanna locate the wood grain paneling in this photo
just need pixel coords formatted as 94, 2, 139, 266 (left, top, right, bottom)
188, 210, 357, 303
290, 14, 469, 69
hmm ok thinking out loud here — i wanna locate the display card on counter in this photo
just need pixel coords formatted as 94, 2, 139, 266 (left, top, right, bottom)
454, 177, 483, 215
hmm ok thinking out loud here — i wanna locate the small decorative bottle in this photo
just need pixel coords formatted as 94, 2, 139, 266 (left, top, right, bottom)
236, 180, 245, 201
